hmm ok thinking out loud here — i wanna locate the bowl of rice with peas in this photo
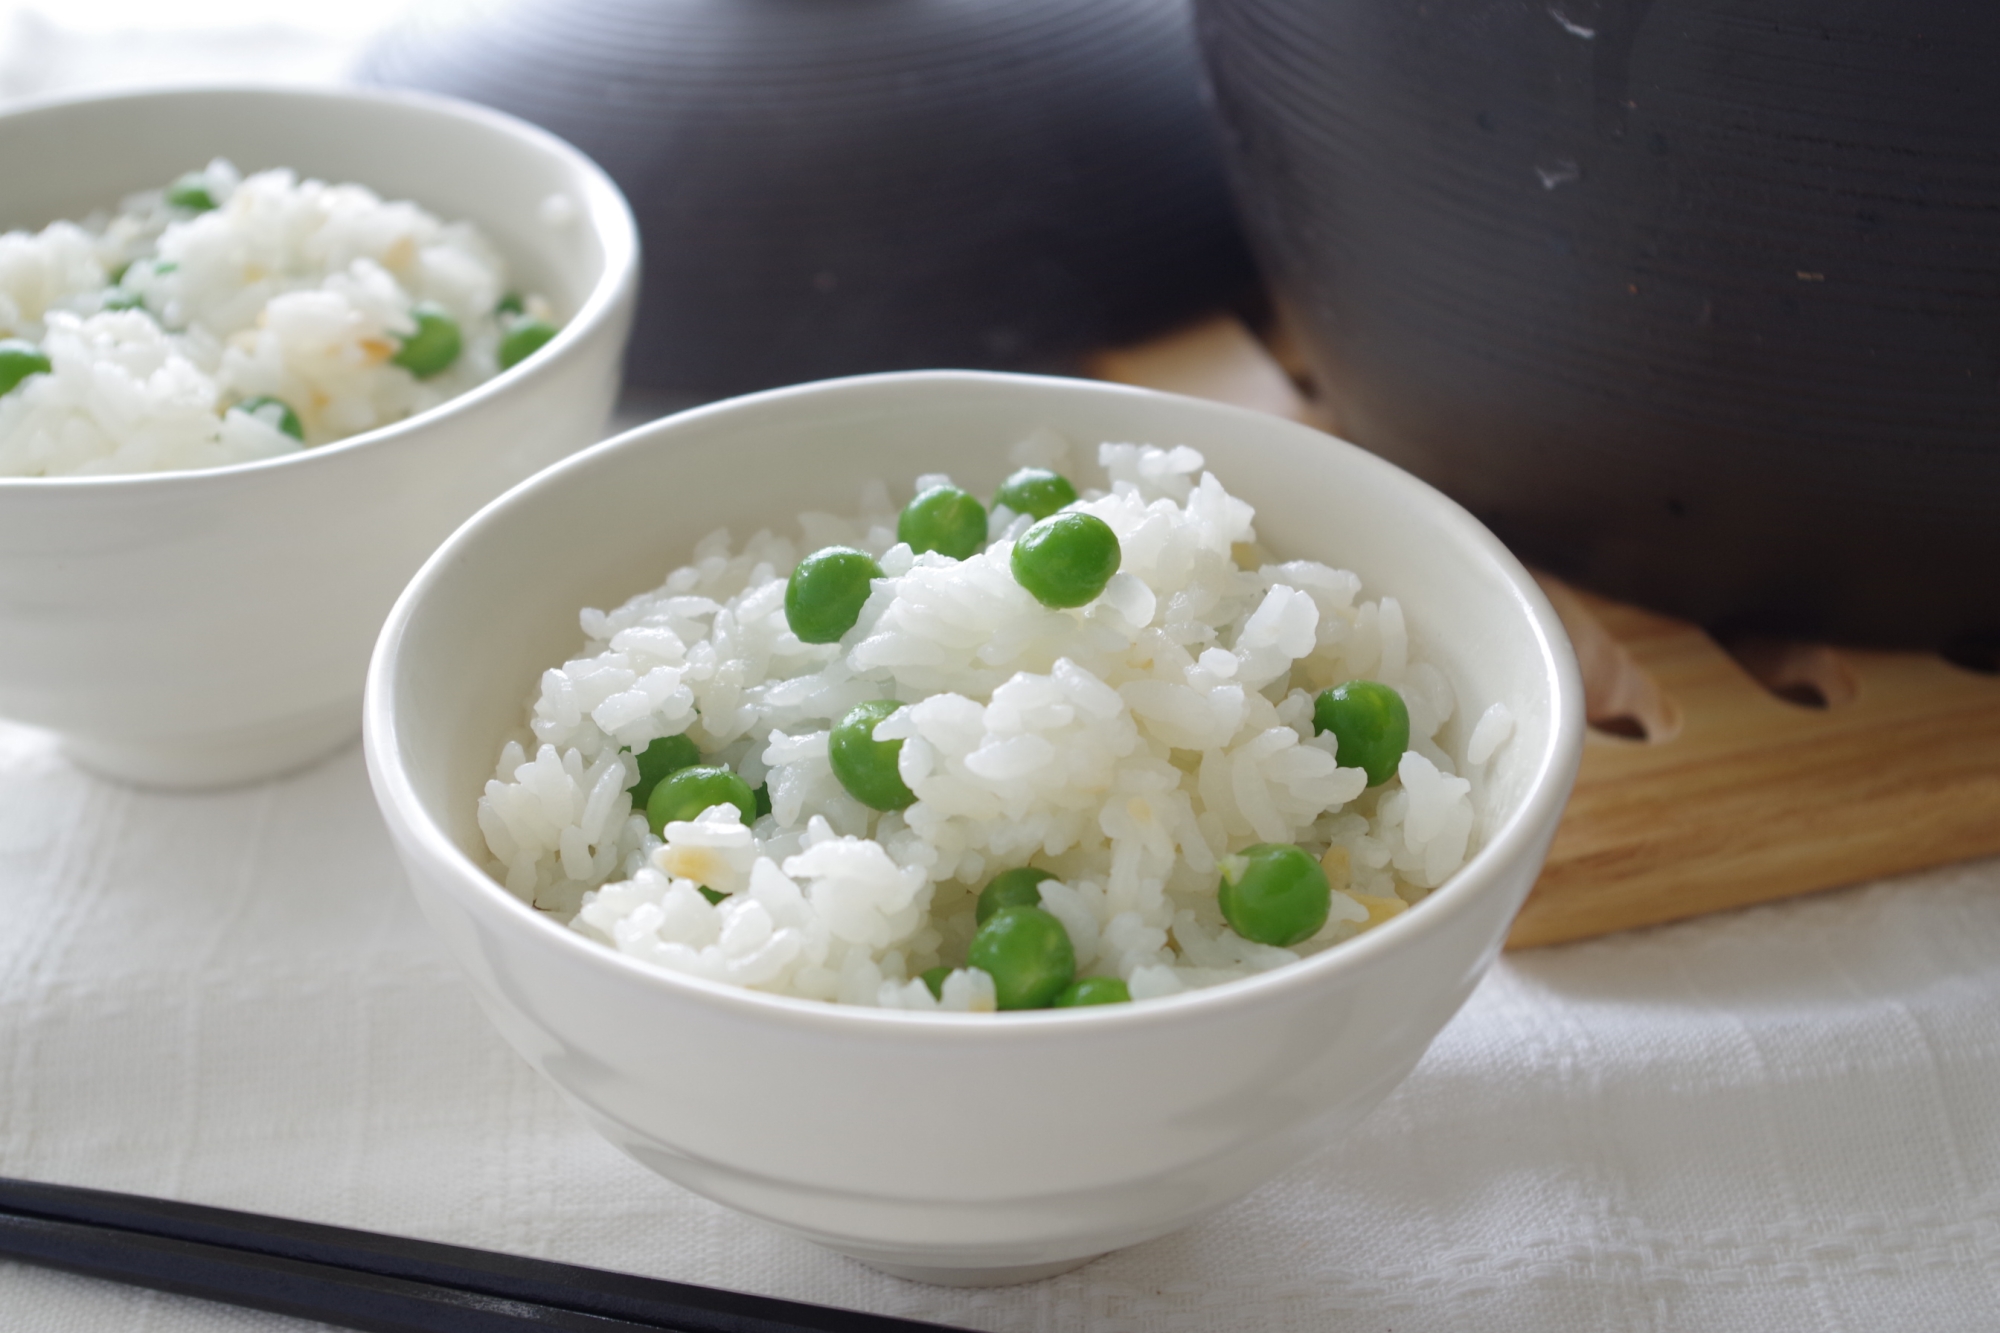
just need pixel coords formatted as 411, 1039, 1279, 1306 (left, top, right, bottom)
0, 85, 637, 786
365, 370, 1583, 1284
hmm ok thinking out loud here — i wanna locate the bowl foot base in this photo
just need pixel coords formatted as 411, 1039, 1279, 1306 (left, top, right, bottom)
62, 701, 358, 789
849, 1252, 1105, 1287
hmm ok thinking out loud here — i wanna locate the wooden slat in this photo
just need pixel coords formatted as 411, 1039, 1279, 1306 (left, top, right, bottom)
1085, 315, 1324, 427
1511, 583, 2000, 947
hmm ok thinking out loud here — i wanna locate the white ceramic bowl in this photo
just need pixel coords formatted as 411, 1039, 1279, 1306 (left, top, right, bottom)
364, 372, 1583, 1284
0, 85, 638, 787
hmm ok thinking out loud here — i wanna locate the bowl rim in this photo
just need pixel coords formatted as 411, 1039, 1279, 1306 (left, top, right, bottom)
0, 82, 639, 492
364, 370, 1585, 1037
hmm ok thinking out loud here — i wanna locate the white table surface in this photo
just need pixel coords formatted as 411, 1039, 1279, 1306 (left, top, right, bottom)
4, 14, 1999, 1331
5, 715, 1999, 1333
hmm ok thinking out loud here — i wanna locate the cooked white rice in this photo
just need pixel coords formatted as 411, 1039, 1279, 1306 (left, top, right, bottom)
477, 438, 1510, 1010
0, 158, 552, 476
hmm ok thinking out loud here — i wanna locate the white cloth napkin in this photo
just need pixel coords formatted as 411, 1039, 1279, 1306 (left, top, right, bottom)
3, 717, 1998, 1333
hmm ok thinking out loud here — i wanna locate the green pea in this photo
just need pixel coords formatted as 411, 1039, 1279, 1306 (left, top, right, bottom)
828, 700, 915, 811
0, 340, 51, 396
968, 905, 1076, 1010
1010, 511, 1120, 609
920, 964, 953, 1000
108, 258, 176, 305
1311, 680, 1410, 787
645, 764, 757, 835
784, 545, 881, 644
166, 173, 217, 212
698, 886, 727, 905
753, 782, 773, 819
111, 258, 175, 283
628, 733, 701, 807
976, 866, 1052, 925
231, 395, 304, 441
1053, 976, 1131, 1007
897, 484, 987, 560
495, 292, 526, 317
498, 317, 558, 371
1217, 843, 1330, 947
993, 467, 1077, 520
391, 302, 462, 379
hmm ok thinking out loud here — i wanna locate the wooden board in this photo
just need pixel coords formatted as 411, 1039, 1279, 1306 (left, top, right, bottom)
1087, 315, 2000, 948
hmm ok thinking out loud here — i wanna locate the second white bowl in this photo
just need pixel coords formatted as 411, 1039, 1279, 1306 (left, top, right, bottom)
0, 85, 638, 786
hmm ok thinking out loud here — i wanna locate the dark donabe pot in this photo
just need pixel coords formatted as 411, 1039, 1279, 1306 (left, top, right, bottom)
1196, 0, 2000, 651
362, 0, 1256, 400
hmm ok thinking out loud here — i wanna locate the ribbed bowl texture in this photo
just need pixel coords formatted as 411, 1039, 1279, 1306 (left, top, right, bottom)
362, 0, 1258, 398
1197, 0, 2000, 651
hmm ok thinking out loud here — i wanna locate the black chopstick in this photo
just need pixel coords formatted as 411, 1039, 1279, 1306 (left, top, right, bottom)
0, 1177, 974, 1333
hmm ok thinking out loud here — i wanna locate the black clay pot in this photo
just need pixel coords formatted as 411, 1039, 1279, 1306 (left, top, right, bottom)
1195, 0, 2000, 651
360, 0, 1256, 399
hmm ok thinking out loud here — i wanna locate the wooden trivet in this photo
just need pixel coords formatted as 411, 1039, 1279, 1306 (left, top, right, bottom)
1087, 316, 2000, 948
